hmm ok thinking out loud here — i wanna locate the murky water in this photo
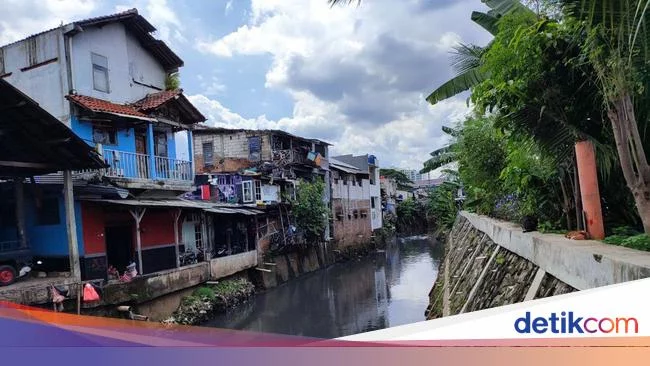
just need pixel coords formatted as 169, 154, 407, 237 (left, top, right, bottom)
203, 235, 443, 339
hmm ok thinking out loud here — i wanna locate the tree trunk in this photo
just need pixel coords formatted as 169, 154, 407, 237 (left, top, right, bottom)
607, 93, 650, 234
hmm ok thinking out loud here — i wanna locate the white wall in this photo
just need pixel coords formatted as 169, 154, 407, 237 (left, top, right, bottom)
331, 175, 371, 200
1, 29, 70, 124
369, 164, 382, 230
125, 31, 166, 101
71, 22, 165, 104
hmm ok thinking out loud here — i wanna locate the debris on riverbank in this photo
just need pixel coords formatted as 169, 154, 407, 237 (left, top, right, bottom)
162, 278, 255, 326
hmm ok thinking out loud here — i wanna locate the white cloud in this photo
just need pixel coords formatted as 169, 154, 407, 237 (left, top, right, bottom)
193, 0, 488, 169
0, 0, 97, 45
225, 0, 233, 15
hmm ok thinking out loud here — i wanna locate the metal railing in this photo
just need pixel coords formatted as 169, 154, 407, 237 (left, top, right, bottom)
154, 155, 193, 181
98, 149, 192, 182
103, 149, 150, 179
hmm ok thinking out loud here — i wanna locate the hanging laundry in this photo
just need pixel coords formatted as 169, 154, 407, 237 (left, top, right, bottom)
314, 153, 322, 166
307, 151, 317, 161
83, 283, 100, 302
51, 285, 65, 304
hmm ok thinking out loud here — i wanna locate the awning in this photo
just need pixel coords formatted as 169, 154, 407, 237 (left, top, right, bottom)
329, 158, 367, 175
81, 198, 265, 215
0, 79, 107, 177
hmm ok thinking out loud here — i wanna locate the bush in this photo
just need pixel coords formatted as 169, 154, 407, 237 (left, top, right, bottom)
426, 182, 460, 231
604, 233, 650, 252
291, 178, 330, 242
193, 286, 215, 300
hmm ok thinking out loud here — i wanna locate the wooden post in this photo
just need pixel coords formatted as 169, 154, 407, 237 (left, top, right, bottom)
173, 209, 181, 268
77, 282, 81, 315
575, 140, 605, 239
129, 208, 147, 275
14, 179, 27, 248
63, 170, 81, 281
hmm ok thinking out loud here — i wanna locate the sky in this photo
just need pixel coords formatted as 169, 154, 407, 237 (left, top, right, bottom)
0, 0, 493, 170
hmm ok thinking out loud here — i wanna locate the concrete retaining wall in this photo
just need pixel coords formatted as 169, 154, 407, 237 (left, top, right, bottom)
210, 250, 258, 279
426, 212, 650, 320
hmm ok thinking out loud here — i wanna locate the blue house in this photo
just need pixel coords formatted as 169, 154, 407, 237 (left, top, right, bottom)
0, 9, 208, 280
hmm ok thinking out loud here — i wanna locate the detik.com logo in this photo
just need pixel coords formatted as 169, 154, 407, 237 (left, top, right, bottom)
514, 312, 639, 334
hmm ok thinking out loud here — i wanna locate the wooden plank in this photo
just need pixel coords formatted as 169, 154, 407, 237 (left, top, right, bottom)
63, 170, 81, 281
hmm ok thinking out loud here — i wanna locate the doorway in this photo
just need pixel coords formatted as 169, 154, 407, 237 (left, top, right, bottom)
105, 225, 134, 272
135, 132, 149, 178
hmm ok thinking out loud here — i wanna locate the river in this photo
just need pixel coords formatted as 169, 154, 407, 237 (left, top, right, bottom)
203, 235, 443, 339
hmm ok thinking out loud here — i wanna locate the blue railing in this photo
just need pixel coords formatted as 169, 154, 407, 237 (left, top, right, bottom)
102, 149, 192, 182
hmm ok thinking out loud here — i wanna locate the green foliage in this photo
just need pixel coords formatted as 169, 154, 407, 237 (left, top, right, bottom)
379, 168, 413, 190
165, 72, 180, 90
291, 178, 329, 241
193, 286, 216, 300
396, 198, 427, 233
604, 234, 650, 252
426, 182, 460, 231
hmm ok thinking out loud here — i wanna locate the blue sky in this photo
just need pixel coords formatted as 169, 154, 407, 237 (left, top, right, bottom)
0, 0, 492, 171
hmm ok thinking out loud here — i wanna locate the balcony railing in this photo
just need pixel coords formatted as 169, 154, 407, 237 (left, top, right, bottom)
100, 149, 192, 182
104, 150, 150, 179
155, 155, 193, 181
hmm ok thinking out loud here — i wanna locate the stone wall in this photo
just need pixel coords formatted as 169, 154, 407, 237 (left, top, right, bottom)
210, 250, 258, 279
426, 212, 650, 319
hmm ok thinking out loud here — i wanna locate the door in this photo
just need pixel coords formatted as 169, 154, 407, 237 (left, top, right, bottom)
135, 133, 149, 178
155, 132, 169, 177
182, 219, 197, 253
105, 225, 134, 272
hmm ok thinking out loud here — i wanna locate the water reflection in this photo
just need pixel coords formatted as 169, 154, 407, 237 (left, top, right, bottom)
203, 235, 443, 339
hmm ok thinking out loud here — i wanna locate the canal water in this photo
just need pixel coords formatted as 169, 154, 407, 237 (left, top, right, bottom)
203, 235, 443, 339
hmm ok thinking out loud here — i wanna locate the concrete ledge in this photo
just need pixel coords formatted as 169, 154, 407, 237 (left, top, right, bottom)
461, 211, 650, 290
100, 262, 210, 305
210, 250, 258, 279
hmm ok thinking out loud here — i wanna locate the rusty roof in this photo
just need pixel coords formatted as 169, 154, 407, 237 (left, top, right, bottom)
132, 89, 206, 124
66, 94, 153, 121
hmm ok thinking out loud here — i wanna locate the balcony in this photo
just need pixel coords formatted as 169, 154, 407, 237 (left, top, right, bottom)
101, 149, 193, 182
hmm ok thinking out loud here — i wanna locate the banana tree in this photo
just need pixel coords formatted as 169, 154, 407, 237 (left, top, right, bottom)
560, 0, 650, 233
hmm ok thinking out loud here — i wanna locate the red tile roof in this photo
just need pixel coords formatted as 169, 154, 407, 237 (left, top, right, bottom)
66, 94, 149, 119
132, 89, 182, 111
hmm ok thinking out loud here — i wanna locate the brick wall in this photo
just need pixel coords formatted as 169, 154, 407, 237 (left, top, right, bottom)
193, 131, 273, 173
332, 199, 372, 249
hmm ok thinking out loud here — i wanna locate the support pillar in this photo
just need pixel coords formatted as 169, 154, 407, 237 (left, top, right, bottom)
129, 208, 147, 275
187, 129, 194, 174
575, 140, 605, 239
147, 123, 157, 179
63, 170, 81, 280
172, 209, 181, 268
14, 179, 26, 248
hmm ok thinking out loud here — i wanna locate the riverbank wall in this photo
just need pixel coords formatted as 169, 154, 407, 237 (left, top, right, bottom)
426, 211, 650, 319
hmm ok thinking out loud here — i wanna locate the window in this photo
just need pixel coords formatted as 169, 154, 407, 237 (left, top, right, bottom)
36, 197, 60, 226
254, 180, 262, 201
242, 181, 254, 203
194, 222, 203, 251
202, 142, 214, 167
92, 53, 109, 93
371, 197, 377, 209
92, 126, 117, 145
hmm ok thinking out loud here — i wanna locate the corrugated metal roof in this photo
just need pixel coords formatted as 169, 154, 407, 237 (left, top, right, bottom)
329, 158, 367, 175
81, 198, 264, 215
192, 125, 332, 146
0, 79, 107, 178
